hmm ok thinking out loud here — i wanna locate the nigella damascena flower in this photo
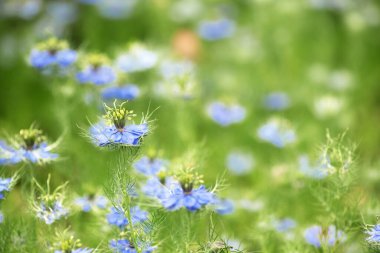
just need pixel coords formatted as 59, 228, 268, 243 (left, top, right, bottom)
299, 154, 331, 179
117, 44, 158, 73
74, 194, 108, 212
226, 151, 254, 175
77, 53, 116, 85
197, 18, 235, 41
102, 85, 140, 101
160, 169, 214, 212
207, 102, 246, 126
263, 92, 290, 111
0, 177, 12, 200
134, 156, 168, 176
107, 206, 148, 229
36, 200, 68, 225
142, 173, 176, 199
257, 118, 296, 148
54, 235, 93, 253
29, 37, 77, 71
110, 239, 156, 253
366, 224, 380, 243
304, 225, 346, 248
212, 198, 234, 215
273, 218, 297, 233
0, 127, 59, 165
89, 101, 149, 147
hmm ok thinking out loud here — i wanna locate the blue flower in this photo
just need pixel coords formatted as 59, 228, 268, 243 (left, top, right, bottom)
30, 49, 77, 69
263, 92, 290, 111
304, 225, 345, 248
142, 176, 175, 199
107, 206, 148, 229
198, 18, 235, 41
207, 102, 246, 126
273, 218, 297, 233
117, 44, 158, 73
102, 85, 140, 101
0, 128, 59, 165
299, 155, 330, 179
55, 249, 93, 253
90, 121, 148, 147
96, 0, 137, 19
226, 151, 254, 175
0, 177, 12, 200
110, 239, 155, 253
161, 181, 214, 212
159, 60, 194, 80
212, 198, 234, 215
134, 156, 167, 176
366, 224, 380, 243
77, 65, 116, 85
36, 200, 68, 225
74, 195, 108, 212
257, 118, 296, 148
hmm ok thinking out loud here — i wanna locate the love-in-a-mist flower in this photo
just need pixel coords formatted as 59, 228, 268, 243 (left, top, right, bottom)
207, 102, 246, 126
89, 101, 149, 147
77, 53, 116, 85
117, 44, 158, 73
29, 37, 77, 70
197, 18, 235, 41
110, 238, 156, 253
299, 154, 332, 179
273, 218, 297, 233
53, 235, 93, 253
304, 225, 346, 248
133, 155, 168, 176
34, 179, 69, 225
0, 126, 59, 165
142, 171, 175, 199
226, 151, 254, 175
107, 206, 148, 229
366, 224, 380, 243
102, 85, 140, 101
257, 118, 296, 148
212, 198, 234, 215
160, 168, 214, 212
263, 92, 290, 111
74, 194, 108, 212
0, 177, 12, 200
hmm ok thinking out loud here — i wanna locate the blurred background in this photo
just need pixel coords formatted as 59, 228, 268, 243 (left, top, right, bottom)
1, 0, 380, 252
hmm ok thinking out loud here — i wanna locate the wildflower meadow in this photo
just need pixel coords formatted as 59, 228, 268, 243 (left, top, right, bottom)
1, 0, 380, 252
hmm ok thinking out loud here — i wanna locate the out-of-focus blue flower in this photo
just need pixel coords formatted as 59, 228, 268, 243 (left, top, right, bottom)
96, 0, 137, 19
226, 151, 254, 175
29, 38, 77, 70
117, 44, 158, 73
46, 2, 77, 25
55, 248, 93, 253
198, 18, 235, 41
107, 206, 148, 229
366, 224, 380, 243
0, 177, 12, 200
161, 181, 214, 212
273, 218, 297, 233
299, 155, 330, 179
0, 211, 3, 223
1, 0, 41, 20
102, 85, 140, 101
142, 176, 174, 199
36, 200, 68, 225
207, 102, 246, 126
110, 239, 156, 253
257, 118, 296, 148
77, 66, 116, 85
304, 225, 346, 248
134, 156, 168, 176
263, 92, 290, 111
159, 60, 194, 80
0, 128, 59, 165
74, 195, 108, 212
212, 198, 234, 215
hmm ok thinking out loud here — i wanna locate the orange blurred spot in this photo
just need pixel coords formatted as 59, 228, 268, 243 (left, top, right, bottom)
172, 29, 201, 60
